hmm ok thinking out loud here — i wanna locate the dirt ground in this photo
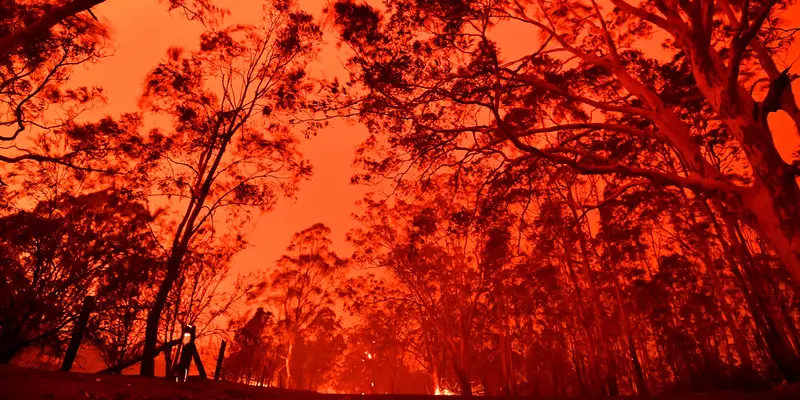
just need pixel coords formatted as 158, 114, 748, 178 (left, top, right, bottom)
2, 365, 800, 400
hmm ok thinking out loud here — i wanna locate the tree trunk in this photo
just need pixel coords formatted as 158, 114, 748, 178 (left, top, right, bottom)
456, 366, 472, 396
214, 340, 226, 380
139, 118, 234, 376
721, 214, 800, 382
563, 255, 602, 395
61, 296, 95, 371
285, 339, 294, 389
573, 215, 616, 395
140, 255, 183, 377
450, 335, 473, 396
741, 177, 800, 290
613, 278, 647, 395
164, 347, 173, 380
430, 360, 440, 394
267, 360, 274, 387
680, 41, 800, 290
0, 324, 20, 364
570, 340, 588, 396
496, 290, 514, 396
767, 271, 800, 354
637, 322, 653, 386
701, 244, 756, 372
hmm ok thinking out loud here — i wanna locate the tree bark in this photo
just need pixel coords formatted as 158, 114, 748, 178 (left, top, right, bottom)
678, 37, 800, 289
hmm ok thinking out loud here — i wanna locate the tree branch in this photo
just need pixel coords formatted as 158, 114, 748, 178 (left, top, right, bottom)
0, 0, 106, 58
728, 0, 779, 98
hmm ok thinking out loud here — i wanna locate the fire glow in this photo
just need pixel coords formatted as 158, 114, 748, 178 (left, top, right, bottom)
434, 387, 455, 395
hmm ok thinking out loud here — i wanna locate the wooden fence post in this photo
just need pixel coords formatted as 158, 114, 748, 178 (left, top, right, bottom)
61, 296, 95, 371
192, 347, 207, 379
213, 340, 226, 380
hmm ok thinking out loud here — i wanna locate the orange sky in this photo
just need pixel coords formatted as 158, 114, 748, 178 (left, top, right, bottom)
69, 0, 800, 286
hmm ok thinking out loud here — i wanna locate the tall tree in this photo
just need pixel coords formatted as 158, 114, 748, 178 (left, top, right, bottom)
158, 238, 258, 376
348, 174, 518, 396
137, 0, 320, 376
329, 0, 800, 286
263, 223, 345, 388
0, 189, 158, 364
223, 307, 282, 385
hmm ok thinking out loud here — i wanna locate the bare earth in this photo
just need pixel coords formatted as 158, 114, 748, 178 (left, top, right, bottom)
1, 365, 799, 400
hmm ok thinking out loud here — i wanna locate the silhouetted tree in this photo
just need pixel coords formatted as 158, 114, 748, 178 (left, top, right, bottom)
224, 307, 282, 385
0, 0, 117, 174
329, 0, 800, 286
0, 0, 223, 59
261, 223, 345, 388
137, 0, 320, 376
0, 190, 158, 364
289, 307, 345, 390
158, 241, 259, 375
347, 174, 521, 396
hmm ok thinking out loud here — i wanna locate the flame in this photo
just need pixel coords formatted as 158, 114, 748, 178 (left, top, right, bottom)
365, 351, 373, 359
434, 387, 455, 396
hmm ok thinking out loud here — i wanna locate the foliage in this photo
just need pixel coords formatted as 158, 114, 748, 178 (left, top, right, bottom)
3, 1, 800, 397
136, 0, 321, 376
0, 189, 158, 364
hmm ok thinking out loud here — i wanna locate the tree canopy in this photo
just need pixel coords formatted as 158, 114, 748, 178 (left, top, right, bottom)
2, 0, 800, 397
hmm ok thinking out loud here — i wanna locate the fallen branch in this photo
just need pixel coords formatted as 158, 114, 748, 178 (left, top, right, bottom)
97, 339, 181, 375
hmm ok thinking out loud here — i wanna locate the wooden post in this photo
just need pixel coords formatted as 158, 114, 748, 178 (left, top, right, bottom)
192, 348, 207, 379
213, 340, 226, 380
61, 296, 95, 371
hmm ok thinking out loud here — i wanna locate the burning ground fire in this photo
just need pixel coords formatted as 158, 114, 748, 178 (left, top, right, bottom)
244, 348, 455, 395
434, 387, 455, 395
